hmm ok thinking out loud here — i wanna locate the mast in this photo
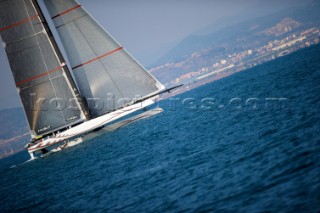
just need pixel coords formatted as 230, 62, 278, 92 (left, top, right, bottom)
32, 0, 91, 120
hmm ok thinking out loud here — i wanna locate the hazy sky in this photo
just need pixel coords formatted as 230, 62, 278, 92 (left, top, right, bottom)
78, 0, 261, 64
0, 0, 311, 109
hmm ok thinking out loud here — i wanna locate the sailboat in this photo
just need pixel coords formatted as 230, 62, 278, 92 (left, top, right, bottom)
0, 0, 180, 159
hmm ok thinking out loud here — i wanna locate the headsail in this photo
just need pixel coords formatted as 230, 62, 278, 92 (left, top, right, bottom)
0, 0, 87, 138
43, 0, 165, 117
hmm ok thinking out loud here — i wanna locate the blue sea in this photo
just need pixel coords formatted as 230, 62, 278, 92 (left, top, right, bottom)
1, 45, 320, 212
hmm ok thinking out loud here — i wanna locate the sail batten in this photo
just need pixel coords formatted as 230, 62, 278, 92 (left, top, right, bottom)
43, 0, 164, 117
16, 64, 66, 86
0, 14, 39, 32
51, 4, 81, 19
72, 47, 123, 70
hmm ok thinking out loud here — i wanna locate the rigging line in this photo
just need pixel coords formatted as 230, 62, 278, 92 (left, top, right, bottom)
16, 64, 66, 86
72, 47, 123, 69
0, 14, 38, 32
51, 5, 81, 19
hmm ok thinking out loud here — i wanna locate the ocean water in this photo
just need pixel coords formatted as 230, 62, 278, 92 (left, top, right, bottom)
0, 45, 320, 212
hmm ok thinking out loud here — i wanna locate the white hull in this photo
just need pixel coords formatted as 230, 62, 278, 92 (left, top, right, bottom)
42, 108, 163, 157
28, 99, 157, 158
29, 104, 163, 158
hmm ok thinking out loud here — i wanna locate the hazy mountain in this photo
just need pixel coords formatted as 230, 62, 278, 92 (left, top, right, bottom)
194, 0, 313, 36
154, 0, 320, 66
0, 108, 29, 158
0, 108, 28, 139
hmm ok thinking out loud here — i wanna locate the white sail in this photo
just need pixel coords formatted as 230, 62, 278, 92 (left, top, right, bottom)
43, 0, 165, 117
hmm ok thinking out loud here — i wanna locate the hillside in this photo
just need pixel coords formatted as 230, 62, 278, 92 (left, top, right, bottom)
156, 1, 320, 66
150, 1, 320, 85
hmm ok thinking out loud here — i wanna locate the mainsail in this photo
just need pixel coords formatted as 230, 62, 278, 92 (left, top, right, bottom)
0, 0, 87, 138
43, 0, 164, 117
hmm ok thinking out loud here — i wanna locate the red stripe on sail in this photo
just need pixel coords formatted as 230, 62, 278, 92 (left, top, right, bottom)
16, 64, 66, 87
0, 15, 38, 32
72, 47, 123, 70
51, 5, 81, 19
